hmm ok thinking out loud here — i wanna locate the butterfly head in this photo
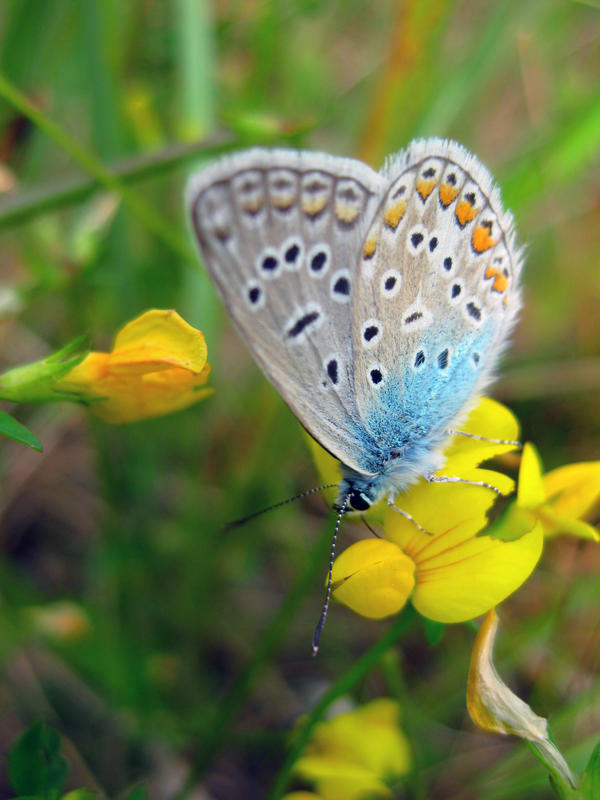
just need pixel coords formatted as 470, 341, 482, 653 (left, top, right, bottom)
336, 471, 385, 512
346, 488, 372, 511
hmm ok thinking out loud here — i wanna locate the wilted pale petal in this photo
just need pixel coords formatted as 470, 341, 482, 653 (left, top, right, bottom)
332, 540, 415, 619
468, 610, 576, 788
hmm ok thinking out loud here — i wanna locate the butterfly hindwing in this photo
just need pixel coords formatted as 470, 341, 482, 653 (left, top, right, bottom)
351, 139, 523, 455
188, 149, 387, 474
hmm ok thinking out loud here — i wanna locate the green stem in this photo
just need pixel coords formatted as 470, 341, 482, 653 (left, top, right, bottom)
0, 136, 236, 230
268, 609, 415, 800
175, 0, 215, 138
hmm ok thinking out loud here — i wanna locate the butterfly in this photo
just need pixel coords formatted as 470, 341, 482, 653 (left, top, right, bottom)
187, 137, 522, 511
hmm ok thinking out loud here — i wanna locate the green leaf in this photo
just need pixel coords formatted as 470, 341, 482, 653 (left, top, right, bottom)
580, 740, 600, 799
0, 344, 88, 405
422, 617, 445, 646
0, 411, 42, 451
8, 720, 68, 797
479, 501, 538, 542
124, 787, 147, 800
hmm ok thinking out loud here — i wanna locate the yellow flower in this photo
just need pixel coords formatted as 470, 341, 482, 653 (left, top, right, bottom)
58, 309, 212, 423
290, 699, 410, 800
541, 457, 600, 540
309, 398, 544, 623
486, 444, 599, 543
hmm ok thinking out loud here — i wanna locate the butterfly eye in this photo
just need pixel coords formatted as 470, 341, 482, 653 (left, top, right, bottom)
348, 490, 371, 511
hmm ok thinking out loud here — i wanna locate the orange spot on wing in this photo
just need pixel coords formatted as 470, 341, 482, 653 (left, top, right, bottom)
484, 266, 509, 293
417, 178, 437, 201
335, 202, 360, 224
272, 196, 294, 211
493, 273, 509, 292
302, 197, 328, 217
241, 197, 262, 213
383, 200, 407, 230
456, 200, 476, 227
363, 235, 377, 259
439, 183, 459, 207
472, 226, 495, 253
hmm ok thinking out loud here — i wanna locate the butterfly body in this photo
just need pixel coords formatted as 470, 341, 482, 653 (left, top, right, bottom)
188, 140, 523, 511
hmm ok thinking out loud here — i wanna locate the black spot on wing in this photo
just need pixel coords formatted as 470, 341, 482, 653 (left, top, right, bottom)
287, 311, 320, 338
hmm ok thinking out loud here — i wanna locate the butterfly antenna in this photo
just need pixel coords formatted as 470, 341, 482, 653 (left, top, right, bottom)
312, 493, 350, 657
223, 484, 338, 531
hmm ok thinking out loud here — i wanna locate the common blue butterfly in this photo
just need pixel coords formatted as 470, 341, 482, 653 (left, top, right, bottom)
187, 138, 522, 514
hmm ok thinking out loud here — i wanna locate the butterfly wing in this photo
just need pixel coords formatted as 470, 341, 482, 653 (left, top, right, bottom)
351, 138, 523, 451
187, 149, 387, 474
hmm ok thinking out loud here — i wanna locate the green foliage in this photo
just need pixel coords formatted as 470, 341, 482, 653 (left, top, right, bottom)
580, 741, 600, 800
0, 1, 598, 798
8, 721, 68, 799
0, 410, 42, 451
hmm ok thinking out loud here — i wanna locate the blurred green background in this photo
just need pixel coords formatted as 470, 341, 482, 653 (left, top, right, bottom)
0, 1, 599, 798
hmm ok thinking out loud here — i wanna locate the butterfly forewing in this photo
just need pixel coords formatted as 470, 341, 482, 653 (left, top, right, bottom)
188, 149, 387, 474
351, 140, 523, 451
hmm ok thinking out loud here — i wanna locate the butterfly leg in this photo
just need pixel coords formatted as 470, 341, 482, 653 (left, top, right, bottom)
426, 474, 505, 495
447, 429, 521, 447
387, 497, 432, 535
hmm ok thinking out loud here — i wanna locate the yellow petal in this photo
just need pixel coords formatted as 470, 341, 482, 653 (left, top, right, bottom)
110, 309, 208, 373
350, 699, 410, 776
283, 794, 321, 800
537, 507, 600, 542
384, 482, 542, 623
517, 443, 546, 508
295, 699, 409, 800
443, 398, 520, 474
62, 352, 110, 385
331, 540, 415, 619
543, 461, 600, 521
91, 368, 213, 423
295, 762, 391, 800
411, 521, 543, 622
385, 471, 513, 550
304, 432, 341, 508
